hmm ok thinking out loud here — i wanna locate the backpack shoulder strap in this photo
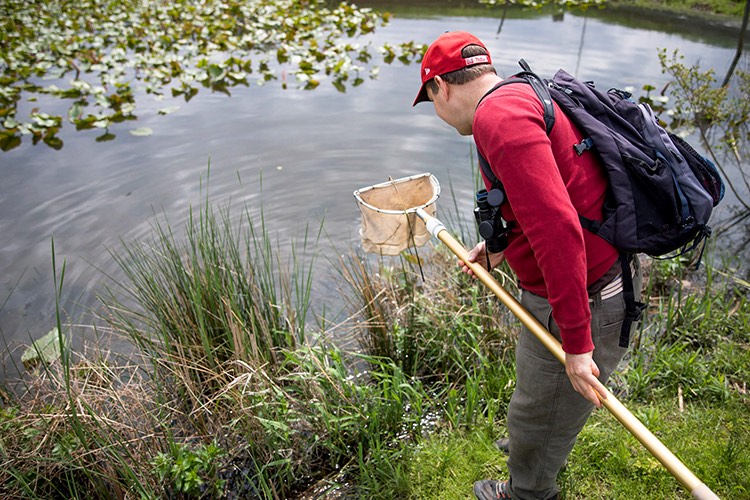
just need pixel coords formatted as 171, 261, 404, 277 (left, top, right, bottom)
517, 59, 555, 134
476, 60, 556, 135
476, 60, 557, 189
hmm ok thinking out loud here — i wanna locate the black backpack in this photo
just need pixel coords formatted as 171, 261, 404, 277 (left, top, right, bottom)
476, 60, 725, 346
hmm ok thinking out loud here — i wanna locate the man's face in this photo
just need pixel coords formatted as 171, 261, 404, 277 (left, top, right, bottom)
427, 79, 471, 136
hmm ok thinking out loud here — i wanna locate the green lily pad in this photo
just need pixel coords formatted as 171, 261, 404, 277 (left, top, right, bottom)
21, 327, 66, 369
0, 131, 21, 152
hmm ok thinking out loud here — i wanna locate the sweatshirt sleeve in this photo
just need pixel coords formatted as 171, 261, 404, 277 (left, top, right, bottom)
474, 88, 594, 354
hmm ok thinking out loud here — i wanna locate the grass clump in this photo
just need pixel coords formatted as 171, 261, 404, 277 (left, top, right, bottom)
103, 200, 313, 371
616, 256, 750, 404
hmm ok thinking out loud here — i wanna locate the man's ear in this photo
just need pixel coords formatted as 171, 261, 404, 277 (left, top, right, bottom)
433, 75, 448, 101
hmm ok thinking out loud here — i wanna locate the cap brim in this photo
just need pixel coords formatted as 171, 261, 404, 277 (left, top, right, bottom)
413, 84, 430, 107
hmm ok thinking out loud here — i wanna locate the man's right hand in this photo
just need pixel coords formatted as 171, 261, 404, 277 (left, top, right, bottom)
458, 241, 505, 278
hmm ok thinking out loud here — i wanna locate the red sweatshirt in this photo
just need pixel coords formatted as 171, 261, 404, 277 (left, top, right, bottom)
473, 80, 618, 354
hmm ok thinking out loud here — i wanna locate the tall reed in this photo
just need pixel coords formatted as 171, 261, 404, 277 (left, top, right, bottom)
336, 236, 518, 384
101, 200, 315, 372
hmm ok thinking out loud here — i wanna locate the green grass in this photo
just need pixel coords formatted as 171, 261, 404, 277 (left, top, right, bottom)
375, 396, 750, 499
611, 0, 747, 19
359, 0, 748, 23
559, 399, 750, 498
400, 426, 506, 500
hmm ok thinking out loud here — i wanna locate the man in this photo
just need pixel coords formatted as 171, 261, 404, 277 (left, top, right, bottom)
413, 31, 641, 500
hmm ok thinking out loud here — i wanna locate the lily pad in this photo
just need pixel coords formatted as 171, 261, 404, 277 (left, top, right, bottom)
21, 327, 66, 369
157, 105, 180, 115
129, 127, 153, 136
0, 131, 21, 152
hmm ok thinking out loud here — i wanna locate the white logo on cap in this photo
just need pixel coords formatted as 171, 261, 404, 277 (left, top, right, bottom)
465, 55, 489, 65
425, 68, 431, 76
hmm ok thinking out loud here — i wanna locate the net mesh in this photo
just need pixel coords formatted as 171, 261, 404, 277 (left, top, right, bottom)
353, 173, 440, 255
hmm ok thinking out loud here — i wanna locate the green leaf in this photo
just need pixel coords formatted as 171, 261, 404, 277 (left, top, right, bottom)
207, 64, 225, 81
95, 132, 116, 142
43, 134, 63, 150
21, 327, 66, 369
184, 87, 198, 102
0, 131, 21, 152
68, 103, 84, 121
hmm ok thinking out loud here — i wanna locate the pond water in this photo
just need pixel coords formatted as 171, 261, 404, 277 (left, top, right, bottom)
0, 4, 744, 378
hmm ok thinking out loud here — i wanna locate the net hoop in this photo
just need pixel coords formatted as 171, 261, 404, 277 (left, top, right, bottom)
353, 173, 440, 255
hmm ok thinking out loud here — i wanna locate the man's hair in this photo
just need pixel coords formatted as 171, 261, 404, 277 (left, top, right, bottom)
425, 44, 496, 96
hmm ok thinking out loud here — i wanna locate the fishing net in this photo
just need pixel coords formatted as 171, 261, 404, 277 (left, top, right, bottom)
353, 173, 440, 255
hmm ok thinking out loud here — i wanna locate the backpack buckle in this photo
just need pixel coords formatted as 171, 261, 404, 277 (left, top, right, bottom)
574, 138, 593, 155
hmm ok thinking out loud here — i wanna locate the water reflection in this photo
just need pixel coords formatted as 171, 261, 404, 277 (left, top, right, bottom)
0, 6, 743, 379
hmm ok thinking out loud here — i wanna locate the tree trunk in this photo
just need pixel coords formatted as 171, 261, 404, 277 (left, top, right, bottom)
722, 0, 750, 87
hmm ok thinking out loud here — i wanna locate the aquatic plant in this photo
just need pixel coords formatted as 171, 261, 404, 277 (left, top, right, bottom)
0, 0, 423, 150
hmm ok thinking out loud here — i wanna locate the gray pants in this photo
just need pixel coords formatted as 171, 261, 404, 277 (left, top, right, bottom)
506, 258, 642, 500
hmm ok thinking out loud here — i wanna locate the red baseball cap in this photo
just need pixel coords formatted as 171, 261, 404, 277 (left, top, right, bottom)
413, 31, 492, 106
